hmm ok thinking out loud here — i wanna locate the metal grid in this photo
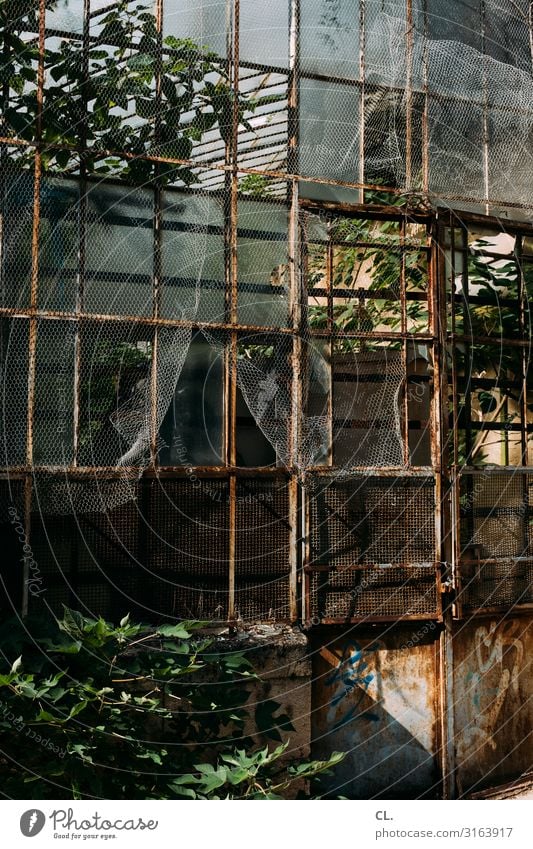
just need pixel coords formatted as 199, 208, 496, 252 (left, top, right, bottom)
308, 475, 436, 567
1, 2, 532, 626
457, 472, 533, 612
26, 476, 232, 621
305, 474, 440, 622
309, 566, 439, 622
445, 215, 533, 616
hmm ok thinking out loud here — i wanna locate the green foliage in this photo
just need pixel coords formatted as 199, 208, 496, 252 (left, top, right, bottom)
0, 608, 344, 799
307, 213, 428, 351
0, 1, 262, 185
238, 174, 274, 198
170, 744, 345, 800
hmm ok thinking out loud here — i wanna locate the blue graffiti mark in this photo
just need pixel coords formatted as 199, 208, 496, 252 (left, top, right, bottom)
326, 641, 382, 728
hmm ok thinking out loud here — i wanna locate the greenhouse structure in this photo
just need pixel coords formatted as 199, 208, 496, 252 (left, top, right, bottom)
1, 0, 533, 798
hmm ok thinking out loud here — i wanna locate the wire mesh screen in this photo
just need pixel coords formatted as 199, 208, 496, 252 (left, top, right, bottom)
306, 474, 439, 621
2, 0, 533, 627
29, 479, 143, 621
25, 477, 232, 622
458, 473, 533, 611
143, 478, 230, 621
234, 477, 291, 621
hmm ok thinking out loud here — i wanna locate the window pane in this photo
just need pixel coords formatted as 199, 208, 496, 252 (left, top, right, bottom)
428, 97, 484, 202
38, 177, 79, 312
239, 0, 289, 69
0, 158, 33, 309
84, 183, 154, 317
163, 0, 227, 58
237, 199, 289, 327
0, 318, 29, 466
161, 190, 225, 323
300, 0, 360, 80
34, 319, 76, 465
300, 77, 360, 184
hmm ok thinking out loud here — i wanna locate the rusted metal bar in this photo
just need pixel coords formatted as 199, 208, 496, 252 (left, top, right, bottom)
516, 235, 529, 466
300, 197, 432, 220
359, 0, 366, 203
400, 216, 410, 465
458, 603, 533, 618
227, 0, 240, 625
421, 0, 429, 193
287, 0, 300, 623
304, 562, 441, 573
22, 0, 47, 617
405, 0, 414, 190
454, 464, 533, 474
0, 308, 298, 335
480, 0, 490, 215
316, 613, 443, 625
310, 328, 434, 341
149, 0, 164, 467
6, 466, 293, 479
303, 466, 435, 476
73, 0, 90, 467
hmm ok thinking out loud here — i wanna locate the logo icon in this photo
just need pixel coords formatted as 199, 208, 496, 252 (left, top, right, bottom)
20, 810, 46, 837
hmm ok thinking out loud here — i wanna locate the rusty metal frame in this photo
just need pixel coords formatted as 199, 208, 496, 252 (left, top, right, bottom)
442, 202, 533, 621
1, 0, 533, 633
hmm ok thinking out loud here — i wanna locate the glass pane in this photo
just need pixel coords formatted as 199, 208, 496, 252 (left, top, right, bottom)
427, 0, 481, 51
484, 0, 531, 71
38, 178, 79, 312
0, 318, 29, 466
34, 319, 76, 465
306, 340, 331, 466
488, 109, 533, 208
237, 199, 289, 327
332, 340, 405, 467
300, 77, 360, 183
428, 97, 485, 202
300, 0, 360, 80
161, 189, 225, 323
84, 183, 154, 317
0, 158, 33, 309
159, 333, 224, 466
364, 1, 408, 87
239, 0, 289, 69
46, 0, 84, 33
163, 0, 227, 58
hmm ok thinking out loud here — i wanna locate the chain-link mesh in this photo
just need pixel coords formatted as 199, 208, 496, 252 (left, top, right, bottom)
1, 1, 533, 623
